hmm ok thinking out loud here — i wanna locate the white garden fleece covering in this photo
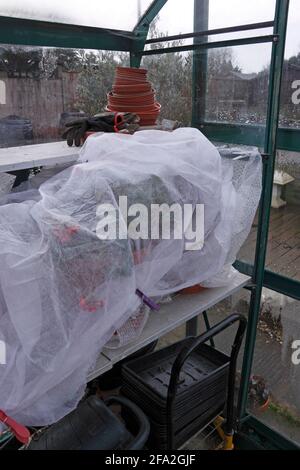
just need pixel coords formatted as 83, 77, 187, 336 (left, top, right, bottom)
0, 128, 261, 428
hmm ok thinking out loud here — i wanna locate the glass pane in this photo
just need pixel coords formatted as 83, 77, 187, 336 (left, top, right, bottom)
0, 45, 129, 149
152, 0, 194, 36
279, 0, 300, 129
264, 151, 300, 281
153, 0, 275, 39
250, 293, 300, 446
239, 151, 300, 274
238, 213, 259, 266
0, 0, 153, 31
208, 0, 276, 30
141, 52, 192, 125
203, 44, 272, 123
210, 289, 300, 447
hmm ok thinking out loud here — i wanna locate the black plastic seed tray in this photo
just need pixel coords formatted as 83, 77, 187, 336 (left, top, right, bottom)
121, 340, 229, 449
122, 360, 227, 392
121, 374, 227, 419
122, 341, 229, 407
120, 389, 224, 450
147, 404, 224, 450
121, 314, 247, 450
122, 384, 226, 430
121, 371, 228, 416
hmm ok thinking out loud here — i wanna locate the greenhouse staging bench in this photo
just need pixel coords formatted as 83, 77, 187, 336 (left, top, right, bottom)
0, 141, 80, 172
0, 133, 160, 173
88, 272, 250, 381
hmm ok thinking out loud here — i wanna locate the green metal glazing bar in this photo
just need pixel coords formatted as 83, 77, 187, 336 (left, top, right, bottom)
139, 34, 277, 56
0, 15, 135, 51
199, 121, 300, 153
239, 416, 300, 450
146, 20, 274, 44
130, 0, 168, 67
133, 0, 168, 33
276, 126, 300, 151
130, 53, 143, 68
192, 0, 209, 125
234, 260, 300, 301
199, 121, 266, 147
237, 0, 290, 422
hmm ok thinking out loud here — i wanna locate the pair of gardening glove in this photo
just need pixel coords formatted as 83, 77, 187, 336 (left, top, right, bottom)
62, 112, 140, 147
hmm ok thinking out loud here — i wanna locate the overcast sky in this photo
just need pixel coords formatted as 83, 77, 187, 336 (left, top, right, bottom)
0, 0, 299, 73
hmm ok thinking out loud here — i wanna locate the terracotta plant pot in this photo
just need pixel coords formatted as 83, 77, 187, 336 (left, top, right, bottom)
107, 104, 156, 112
107, 91, 155, 106
107, 66, 161, 126
112, 83, 152, 94
179, 285, 207, 295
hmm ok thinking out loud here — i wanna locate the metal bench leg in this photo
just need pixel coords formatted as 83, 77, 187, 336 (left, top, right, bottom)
185, 317, 198, 337
203, 310, 215, 348
9, 169, 31, 188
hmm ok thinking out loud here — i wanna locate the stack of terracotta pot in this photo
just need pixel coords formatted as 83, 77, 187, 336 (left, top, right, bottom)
106, 67, 161, 126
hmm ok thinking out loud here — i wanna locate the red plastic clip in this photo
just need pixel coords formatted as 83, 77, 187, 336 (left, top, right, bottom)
114, 112, 124, 133
0, 410, 30, 444
79, 296, 105, 313
53, 225, 79, 243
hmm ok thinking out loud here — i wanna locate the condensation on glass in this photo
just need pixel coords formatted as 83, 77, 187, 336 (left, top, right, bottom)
203, 44, 272, 126
0, 0, 153, 31
151, 0, 275, 42
250, 293, 300, 445
279, 0, 300, 130
211, 288, 300, 446
264, 152, 300, 282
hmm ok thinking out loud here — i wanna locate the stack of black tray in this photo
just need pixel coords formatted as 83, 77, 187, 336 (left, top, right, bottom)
121, 340, 230, 449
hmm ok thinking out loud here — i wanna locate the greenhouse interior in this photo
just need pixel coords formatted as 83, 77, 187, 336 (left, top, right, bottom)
0, 0, 299, 453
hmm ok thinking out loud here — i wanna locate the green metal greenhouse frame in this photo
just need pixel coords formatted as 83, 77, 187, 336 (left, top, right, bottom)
0, 0, 299, 450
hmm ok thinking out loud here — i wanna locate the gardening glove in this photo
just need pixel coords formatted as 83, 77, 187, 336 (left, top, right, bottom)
62, 118, 89, 147
90, 112, 140, 134
62, 113, 140, 147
